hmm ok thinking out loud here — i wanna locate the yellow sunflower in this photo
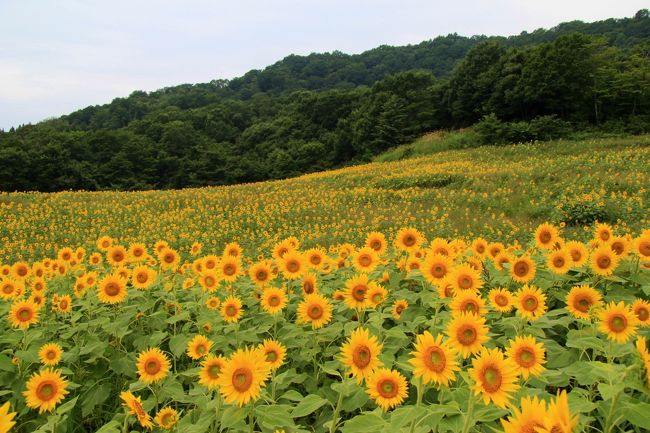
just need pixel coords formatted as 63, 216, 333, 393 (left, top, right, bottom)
11, 262, 30, 280
136, 348, 171, 384
510, 256, 536, 283
296, 293, 332, 329
392, 299, 409, 320
515, 285, 547, 321
633, 234, 650, 259
278, 251, 306, 280
536, 390, 579, 433
632, 299, 650, 327
366, 283, 388, 307
97, 235, 113, 251
366, 368, 408, 411
590, 245, 620, 276
205, 296, 221, 310
469, 347, 520, 408
445, 312, 489, 359
365, 232, 388, 256
449, 263, 483, 293
352, 246, 380, 273
158, 247, 180, 271
198, 354, 227, 390
199, 270, 220, 293
0, 279, 20, 300
344, 274, 371, 310
565, 285, 602, 320
249, 261, 273, 286
217, 256, 241, 282
340, 327, 383, 383
120, 390, 154, 430
223, 242, 243, 258
272, 239, 295, 260
394, 227, 424, 253
106, 245, 128, 267
488, 288, 514, 313
564, 241, 588, 267
8, 299, 40, 329
409, 331, 459, 386
450, 290, 487, 317
594, 223, 613, 242
304, 248, 327, 269
260, 286, 288, 315
609, 236, 630, 258
220, 296, 244, 323
488, 242, 505, 259
501, 395, 547, 433
187, 335, 213, 360
547, 249, 571, 274
598, 301, 638, 343
260, 339, 286, 371
155, 406, 178, 430
131, 266, 157, 290
216, 347, 271, 406
128, 243, 148, 262
23, 368, 70, 413
505, 335, 546, 379
57, 247, 74, 262
301, 273, 318, 295
38, 343, 63, 366
471, 238, 489, 258
97, 274, 128, 304
422, 254, 453, 285
534, 222, 560, 250
0, 402, 16, 433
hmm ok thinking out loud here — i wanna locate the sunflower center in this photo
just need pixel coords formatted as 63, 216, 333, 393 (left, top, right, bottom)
161, 413, 175, 426
432, 264, 445, 278
553, 257, 565, 267
36, 381, 56, 401
208, 364, 221, 378
482, 366, 502, 393
476, 244, 485, 253
145, 359, 161, 375
223, 264, 236, 276
457, 325, 477, 345
403, 235, 416, 247
424, 347, 446, 373
517, 348, 536, 367
308, 304, 323, 320
395, 304, 405, 314
268, 295, 281, 306
640, 241, 650, 256
278, 247, 288, 258
463, 301, 478, 313
610, 314, 627, 332
378, 378, 399, 398
636, 307, 649, 322
611, 242, 624, 255
597, 256, 611, 269
352, 284, 367, 302
574, 296, 592, 313
495, 294, 508, 307
18, 308, 32, 321
232, 368, 253, 392
303, 281, 314, 294
513, 261, 529, 277
352, 345, 371, 368
458, 276, 472, 290
539, 232, 552, 243
372, 293, 382, 303
46, 350, 57, 360
310, 255, 321, 265
113, 251, 124, 262
358, 255, 372, 267
523, 295, 538, 311
196, 345, 206, 355
256, 271, 267, 281
105, 282, 120, 296
371, 241, 381, 250
266, 351, 278, 362
286, 260, 299, 273
59, 300, 68, 310
2, 284, 13, 294
226, 305, 237, 316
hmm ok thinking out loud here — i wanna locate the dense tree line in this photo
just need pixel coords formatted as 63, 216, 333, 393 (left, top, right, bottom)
1, 11, 649, 191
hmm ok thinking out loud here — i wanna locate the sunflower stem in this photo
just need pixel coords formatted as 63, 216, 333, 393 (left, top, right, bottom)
329, 378, 346, 433
460, 392, 476, 433
409, 378, 424, 433
248, 401, 255, 433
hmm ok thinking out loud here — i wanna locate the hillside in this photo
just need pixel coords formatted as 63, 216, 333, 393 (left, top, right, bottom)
0, 10, 649, 192
1, 134, 648, 263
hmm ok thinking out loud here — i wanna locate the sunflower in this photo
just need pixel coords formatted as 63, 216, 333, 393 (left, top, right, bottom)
547, 249, 571, 274
158, 247, 180, 271
301, 273, 318, 295
352, 247, 380, 273
636, 337, 650, 387
57, 247, 74, 262
136, 348, 171, 384
260, 286, 288, 315
445, 312, 489, 359
106, 245, 128, 267
11, 262, 30, 280
223, 242, 243, 258
89, 252, 102, 265
120, 391, 154, 430
340, 327, 383, 383
128, 243, 148, 261
493, 251, 512, 271
220, 296, 243, 323
488, 242, 505, 259
448, 263, 483, 293
260, 339, 286, 370
155, 407, 178, 430
534, 223, 560, 250
8, 299, 39, 329
0, 402, 16, 433
0, 279, 20, 300
344, 274, 371, 310
366, 283, 387, 307
634, 234, 650, 258
594, 222, 613, 242
198, 354, 227, 389
409, 331, 459, 386
505, 335, 546, 379
366, 368, 408, 411
501, 395, 547, 433
537, 390, 580, 433
272, 239, 295, 260
565, 285, 602, 320
249, 261, 273, 286
469, 347, 520, 408
450, 290, 487, 317
278, 251, 306, 280
132, 266, 157, 290
39, 343, 63, 366
392, 299, 409, 320
598, 301, 638, 343
422, 254, 453, 285
632, 299, 650, 327
304, 248, 327, 269
97, 274, 128, 304
216, 346, 271, 406
365, 232, 388, 255
394, 227, 424, 252
202, 255, 219, 271
97, 235, 113, 251
471, 238, 489, 258
563, 240, 588, 267
515, 285, 547, 321
187, 335, 213, 360
509, 256, 536, 283
23, 369, 69, 413
488, 288, 514, 313
297, 293, 332, 329
590, 245, 620, 276
609, 236, 630, 258
198, 270, 220, 293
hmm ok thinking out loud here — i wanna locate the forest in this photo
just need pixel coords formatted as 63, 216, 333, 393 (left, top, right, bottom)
0, 10, 648, 191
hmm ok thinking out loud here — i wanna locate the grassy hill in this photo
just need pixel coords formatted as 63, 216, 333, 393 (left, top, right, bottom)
1, 134, 648, 263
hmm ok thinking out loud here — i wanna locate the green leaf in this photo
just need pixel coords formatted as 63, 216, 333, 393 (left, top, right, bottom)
341, 413, 387, 433
220, 406, 248, 430
291, 394, 329, 418
94, 420, 121, 433
169, 334, 190, 358
621, 399, 650, 429
56, 396, 79, 414
256, 405, 296, 429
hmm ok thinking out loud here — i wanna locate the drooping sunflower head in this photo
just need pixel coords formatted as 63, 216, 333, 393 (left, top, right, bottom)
536, 390, 579, 433
297, 293, 332, 329
216, 346, 271, 406
23, 368, 70, 413
366, 368, 408, 411
488, 288, 514, 313
38, 343, 63, 366
187, 335, 213, 360
0, 402, 16, 433
515, 285, 547, 321
136, 348, 171, 384
565, 285, 602, 320
120, 390, 153, 430
505, 335, 546, 379
155, 406, 179, 430
469, 347, 520, 408
445, 312, 489, 359
409, 331, 459, 386
340, 327, 383, 383
598, 301, 638, 343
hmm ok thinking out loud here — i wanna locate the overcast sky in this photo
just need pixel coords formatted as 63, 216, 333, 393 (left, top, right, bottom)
0, 0, 646, 130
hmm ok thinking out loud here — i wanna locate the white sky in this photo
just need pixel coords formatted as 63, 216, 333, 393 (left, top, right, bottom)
0, 0, 646, 130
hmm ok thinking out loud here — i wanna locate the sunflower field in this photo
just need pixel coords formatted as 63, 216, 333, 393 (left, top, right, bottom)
0, 136, 650, 433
